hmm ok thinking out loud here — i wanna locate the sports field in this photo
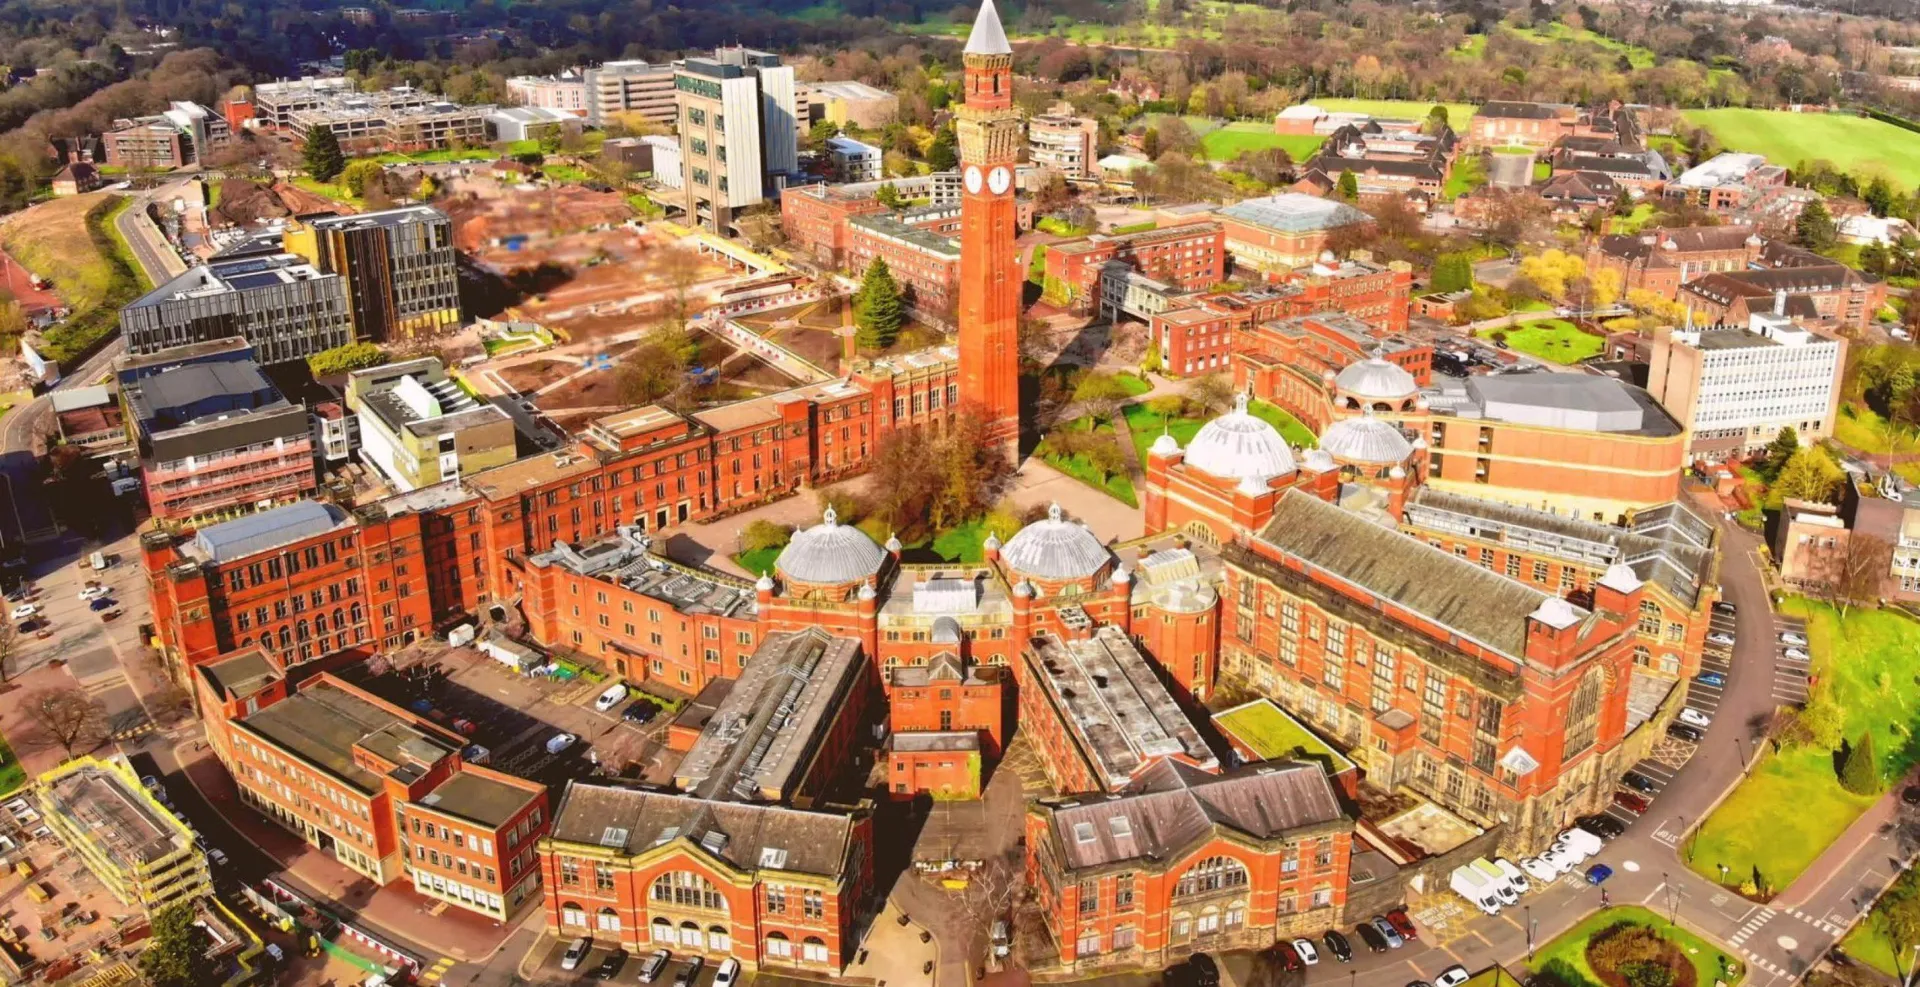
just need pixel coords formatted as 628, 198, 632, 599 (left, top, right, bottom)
1682, 108, 1920, 186
1199, 122, 1326, 161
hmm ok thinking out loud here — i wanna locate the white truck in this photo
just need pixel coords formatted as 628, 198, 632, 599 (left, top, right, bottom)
1556, 827, 1604, 861
1470, 858, 1520, 904
1450, 864, 1504, 915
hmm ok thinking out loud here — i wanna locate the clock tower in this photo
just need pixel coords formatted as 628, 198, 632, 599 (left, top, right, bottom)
955, 0, 1022, 452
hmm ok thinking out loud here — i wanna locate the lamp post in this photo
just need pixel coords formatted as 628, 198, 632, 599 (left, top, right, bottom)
1718, 862, 1729, 886
1663, 871, 1677, 926
1676, 812, 1694, 862
1735, 736, 1750, 775
1525, 904, 1534, 962
1906, 943, 1920, 987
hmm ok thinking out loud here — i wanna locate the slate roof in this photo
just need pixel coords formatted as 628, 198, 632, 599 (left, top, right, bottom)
1680, 266, 1869, 306
1479, 101, 1566, 120
549, 782, 857, 878
1596, 225, 1756, 262
1539, 170, 1620, 203
1254, 490, 1571, 660
1042, 760, 1346, 871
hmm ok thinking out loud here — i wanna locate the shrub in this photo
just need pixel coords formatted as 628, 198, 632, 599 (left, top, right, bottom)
740, 520, 794, 555
307, 341, 386, 378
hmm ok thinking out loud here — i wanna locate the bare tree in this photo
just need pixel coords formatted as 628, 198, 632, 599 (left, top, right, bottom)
25, 687, 107, 757
1833, 532, 1894, 622
1186, 373, 1236, 416
0, 619, 19, 684
951, 845, 1023, 966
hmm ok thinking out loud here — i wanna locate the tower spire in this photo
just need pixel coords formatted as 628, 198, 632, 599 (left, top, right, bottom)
965, 0, 1012, 56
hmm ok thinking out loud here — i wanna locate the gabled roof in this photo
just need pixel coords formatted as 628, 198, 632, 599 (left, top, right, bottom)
549, 782, 858, 878
1539, 170, 1619, 203
1479, 101, 1567, 120
1041, 760, 1346, 871
1251, 490, 1570, 660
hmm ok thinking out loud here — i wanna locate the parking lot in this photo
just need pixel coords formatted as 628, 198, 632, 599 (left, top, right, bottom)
1771, 612, 1812, 705
347, 641, 680, 790
530, 934, 736, 987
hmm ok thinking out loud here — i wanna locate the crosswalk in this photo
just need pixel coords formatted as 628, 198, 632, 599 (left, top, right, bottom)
1725, 902, 1846, 981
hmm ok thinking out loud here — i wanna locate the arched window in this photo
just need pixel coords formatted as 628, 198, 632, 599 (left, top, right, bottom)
315, 612, 328, 634
801, 936, 830, 963
561, 902, 586, 927
708, 925, 730, 951
1637, 598, 1661, 635
766, 932, 792, 959
650, 871, 727, 912
651, 917, 674, 944
597, 907, 620, 932
350, 602, 363, 624
678, 920, 702, 948
1173, 856, 1249, 898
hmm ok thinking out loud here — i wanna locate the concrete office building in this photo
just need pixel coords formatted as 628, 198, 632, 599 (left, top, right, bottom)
1028, 113, 1100, 179
506, 71, 588, 115
802, 80, 899, 129
825, 135, 883, 183
252, 77, 356, 128
284, 207, 462, 344
674, 47, 799, 235
584, 61, 679, 128
1647, 304, 1847, 459
120, 254, 353, 364
485, 106, 583, 144
347, 357, 517, 492
102, 101, 229, 169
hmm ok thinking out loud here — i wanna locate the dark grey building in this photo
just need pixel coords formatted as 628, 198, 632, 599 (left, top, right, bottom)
287, 207, 461, 344
120, 254, 352, 365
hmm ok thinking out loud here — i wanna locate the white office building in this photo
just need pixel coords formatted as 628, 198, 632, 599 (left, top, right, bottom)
1648, 297, 1848, 458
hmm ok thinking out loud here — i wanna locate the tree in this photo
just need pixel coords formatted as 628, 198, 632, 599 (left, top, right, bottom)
0, 620, 17, 684
740, 520, 793, 555
1142, 127, 1161, 161
416, 174, 439, 201
926, 126, 958, 171
24, 687, 106, 757
1518, 249, 1587, 301
303, 127, 345, 182
1794, 688, 1846, 751
1841, 731, 1880, 795
1431, 252, 1475, 294
1187, 373, 1236, 415
1073, 372, 1133, 424
1336, 170, 1359, 201
854, 257, 905, 350
306, 341, 386, 378
1774, 445, 1844, 505
1795, 199, 1838, 251
1834, 533, 1894, 620
1866, 176, 1895, 218
140, 903, 219, 987
1423, 104, 1451, 136
339, 159, 385, 198
875, 181, 904, 209
1762, 426, 1799, 480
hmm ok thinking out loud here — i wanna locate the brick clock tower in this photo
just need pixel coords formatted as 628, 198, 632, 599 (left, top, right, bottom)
956, 0, 1023, 452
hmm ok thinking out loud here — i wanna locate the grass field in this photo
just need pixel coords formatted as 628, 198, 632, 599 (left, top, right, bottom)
1199, 122, 1326, 162
1505, 22, 1657, 68
0, 731, 24, 799
1833, 402, 1920, 456
1682, 109, 1920, 186
1615, 202, 1659, 234
1041, 419, 1138, 507
1478, 320, 1602, 364
1445, 154, 1487, 200
1122, 398, 1315, 466
1687, 601, 1920, 895
1531, 907, 1743, 987
1308, 98, 1479, 126
734, 545, 781, 577
1840, 885, 1908, 977
3, 193, 149, 364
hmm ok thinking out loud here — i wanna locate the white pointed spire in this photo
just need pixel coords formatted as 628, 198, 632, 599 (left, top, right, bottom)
965, 0, 1013, 55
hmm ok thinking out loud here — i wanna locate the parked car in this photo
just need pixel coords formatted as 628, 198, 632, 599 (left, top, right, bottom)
1667, 722, 1703, 742
77, 585, 110, 602
1576, 814, 1626, 839
9, 603, 39, 621
1355, 922, 1390, 952
1712, 601, 1737, 615
637, 949, 671, 983
1372, 916, 1404, 949
560, 938, 590, 971
1291, 938, 1319, 965
1780, 631, 1808, 646
1521, 857, 1559, 882
1707, 632, 1735, 646
545, 733, 577, 754
88, 597, 115, 612
1436, 965, 1473, 987
1784, 647, 1810, 661
623, 700, 659, 724
1268, 943, 1303, 973
1695, 671, 1726, 688
1385, 908, 1419, 941
1678, 708, 1713, 729
594, 683, 628, 712
593, 949, 626, 980
208, 848, 230, 867
1621, 772, 1657, 794
672, 956, 705, 987
1585, 864, 1614, 885
712, 958, 741, 986
1321, 930, 1353, 962
1613, 790, 1651, 813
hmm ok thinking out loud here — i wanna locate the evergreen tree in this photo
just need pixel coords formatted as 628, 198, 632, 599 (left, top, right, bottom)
1423, 104, 1450, 136
1431, 252, 1474, 293
875, 181, 903, 209
1142, 127, 1161, 160
1795, 199, 1837, 251
1763, 425, 1799, 479
1866, 176, 1895, 218
854, 257, 904, 350
303, 127, 345, 183
926, 126, 959, 171
140, 904, 219, 987
1337, 170, 1359, 201
1841, 731, 1880, 795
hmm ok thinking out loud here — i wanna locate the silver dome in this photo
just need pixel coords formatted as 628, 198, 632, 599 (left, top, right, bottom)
1334, 356, 1418, 402
774, 506, 886, 584
1182, 394, 1297, 483
999, 503, 1111, 580
1319, 413, 1413, 465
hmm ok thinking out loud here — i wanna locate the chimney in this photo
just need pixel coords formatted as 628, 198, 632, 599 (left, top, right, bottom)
1773, 289, 1786, 317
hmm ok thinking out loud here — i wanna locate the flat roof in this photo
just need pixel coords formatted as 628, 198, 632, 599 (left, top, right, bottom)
304, 205, 448, 231
127, 254, 332, 310
240, 679, 456, 794
198, 649, 282, 700
1026, 626, 1215, 790
42, 759, 190, 868
675, 628, 865, 802
417, 769, 540, 828
186, 501, 350, 564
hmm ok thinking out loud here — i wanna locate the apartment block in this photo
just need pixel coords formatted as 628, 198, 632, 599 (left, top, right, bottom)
1647, 307, 1847, 458
1028, 112, 1099, 179
825, 135, 883, 183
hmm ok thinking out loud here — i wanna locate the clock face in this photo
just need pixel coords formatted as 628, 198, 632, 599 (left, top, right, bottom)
964, 166, 984, 195
988, 166, 1012, 195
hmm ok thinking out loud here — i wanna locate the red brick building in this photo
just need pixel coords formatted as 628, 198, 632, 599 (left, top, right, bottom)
1146, 253, 1413, 379
1040, 223, 1227, 315
845, 214, 961, 316
1219, 490, 1647, 854
1678, 267, 1886, 333
1141, 395, 1344, 550
195, 662, 550, 919
1467, 101, 1632, 150
1018, 627, 1219, 794
538, 784, 873, 975
1587, 226, 1766, 301
1026, 760, 1352, 972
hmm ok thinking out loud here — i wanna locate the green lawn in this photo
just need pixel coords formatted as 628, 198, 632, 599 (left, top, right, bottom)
1833, 402, 1920, 456
1122, 398, 1316, 466
1688, 601, 1920, 895
1445, 153, 1486, 200
0, 731, 25, 799
1451, 34, 1489, 60
1309, 98, 1479, 126
1215, 700, 1355, 770
1199, 122, 1326, 162
367, 147, 497, 166
1478, 320, 1601, 364
1028, 243, 1049, 287
291, 176, 362, 207
1110, 220, 1158, 235
1682, 109, 1920, 187
1036, 216, 1095, 237
929, 519, 996, 563
1041, 420, 1139, 507
733, 545, 781, 576
1530, 907, 1744, 987
1840, 902, 1906, 977
1504, 22, 1658, 68
1114, 373, 1153, 397
1614, 202, 1658, 234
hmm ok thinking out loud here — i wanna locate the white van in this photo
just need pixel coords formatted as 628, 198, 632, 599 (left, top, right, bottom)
88, 551, 107, 571
595, 683, 628, 712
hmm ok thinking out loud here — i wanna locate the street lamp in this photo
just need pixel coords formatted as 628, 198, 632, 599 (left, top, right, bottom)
1525, 904, 1534, 961
1663, 872, 1677, 926
1906, 943, 1920, 987
1735, 737, 1750, 775
1718, 863, 1729, 886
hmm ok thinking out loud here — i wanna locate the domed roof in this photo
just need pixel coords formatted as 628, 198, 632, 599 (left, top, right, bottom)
1319, 413, 1413, 465
999, 503, 1111, 581
1183, 394, 1297, 483
774, 506, 886, 584
1334, 355, 1418, 402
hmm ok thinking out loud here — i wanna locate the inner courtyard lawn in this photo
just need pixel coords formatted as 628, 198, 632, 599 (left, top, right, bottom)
1686, 601, 1920, 895
1530, 907, 1744, 987
1477, 320, 1602, 364
1122, 399, 1316, 466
